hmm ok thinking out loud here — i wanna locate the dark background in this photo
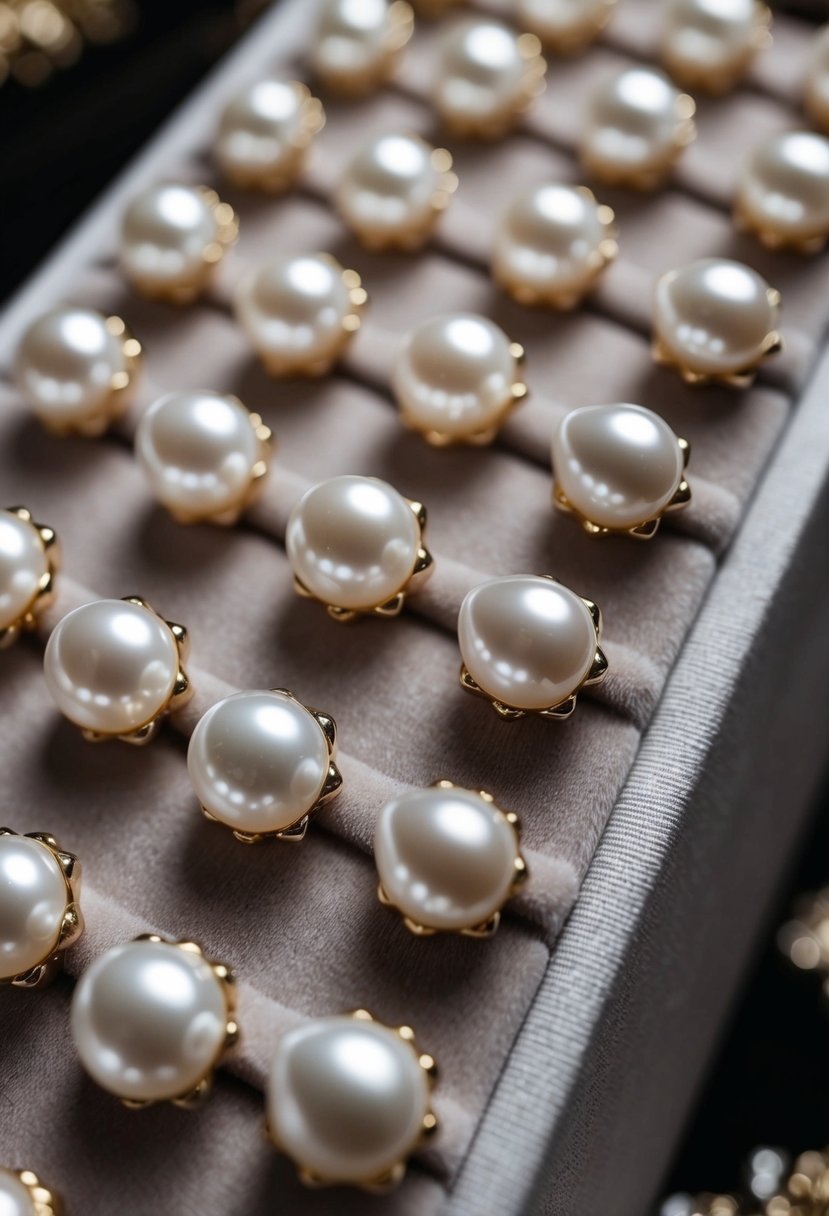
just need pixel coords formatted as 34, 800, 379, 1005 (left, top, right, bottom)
2, 2, 828, 1209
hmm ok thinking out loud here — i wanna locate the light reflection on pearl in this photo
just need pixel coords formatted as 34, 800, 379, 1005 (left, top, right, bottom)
215, 79, 324, 191
736, 131, 829, 250
433, 17, 546, 137
661, 0, 771, 94
311, 0, 414, 96
121, 183, 235, 300
0, 511, 49, 632
0, 835, 68, 979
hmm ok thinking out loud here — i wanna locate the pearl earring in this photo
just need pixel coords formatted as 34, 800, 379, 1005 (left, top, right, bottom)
552, 403, 691, 539
311, 0, 414, 97
43, 596, 192, 744
0, 828, 83, 989
660, 0, 772, 96
376, 781, 527, 937
734, 130, 829, 254
0, 1169, 61, 1216
71, 936, 238, 1109
0, 507, 59, 649
458, 575, 608, 720
266, 1010, 438, 1191
215, 79, 325, 192
517, 0, 616, 55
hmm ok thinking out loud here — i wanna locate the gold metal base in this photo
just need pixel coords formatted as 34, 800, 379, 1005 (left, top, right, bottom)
734, 195, 828, 255
401, 343, 528, 446
0, 828, 83, 989
651, 316, 782, 390
10, 1170, 61, 1216
0, 506, 59, 649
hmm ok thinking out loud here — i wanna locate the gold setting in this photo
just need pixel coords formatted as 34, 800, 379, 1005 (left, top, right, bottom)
377, 779, 528, 938
401, 342, 528, 447
520, 0, 616, 55
438, 32, 547, 139
200, 688, 343, 844
293, 496, 434, 622
0, 828, 83, 989
583, 92, 697, 191
6, 1170, 61, 1216
554, 436, 692, 539
121, 935, 238, 1111
661, 2, 772, 96
314, 1, 414, 97
0, 506, 59, 649
161, 404, 272, 526
258, 266, 367, 377
217, 83, 325, 193
459, 575, 608, 720
129, 186, 239, 305
80, 596, 192, 745
341, 145, 459, 252
733, 191, 829, 255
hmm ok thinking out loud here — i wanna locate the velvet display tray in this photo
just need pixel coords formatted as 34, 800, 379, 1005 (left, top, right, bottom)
1, 3, 829, 1214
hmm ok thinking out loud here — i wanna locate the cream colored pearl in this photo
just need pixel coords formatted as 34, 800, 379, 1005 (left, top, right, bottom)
135, 391, 268, 524
552, 403, 684, 532
653, 257, 779, 379
433, 18, 546, 137
392, 313, 523, 443
517, 0, 615, 53
311, 0, 414, 96
736, 131, 829, 251
121, 183, 236, 301
581, 67, 696, 188
215, 79, 324, 191
287, 475, 421, 613
0, 834, 68, 980
0, 1171, 35, 1216
71, 939, 228, 1103
459, 575, 597, 711
336, 133, 456, 250
375, 785, 520, 932
0, 510, 49, 633
805, 25, 829, 134
492, 183, 617, 308
235, 252, 365, 377
43, 598, 180, 737
267, 1015, 430, 1184
661, 0, 771, 94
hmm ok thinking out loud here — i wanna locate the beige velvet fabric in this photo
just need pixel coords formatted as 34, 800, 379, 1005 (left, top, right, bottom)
1, 1, 828, 1212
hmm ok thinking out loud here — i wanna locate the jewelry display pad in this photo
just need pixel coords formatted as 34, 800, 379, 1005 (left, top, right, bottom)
2, 3, 829, 1214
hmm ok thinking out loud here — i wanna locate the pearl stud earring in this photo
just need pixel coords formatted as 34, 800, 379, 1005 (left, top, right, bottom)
458, 574, 607, 720
266, 1010, 438, 1191
581, 67, 696, 190
71, 935, 238, 1109
516, 0, 616, 55
376, 781, 527, 937
235, 252, 367, 377
653, 257, 782, 388
335, 133, 457, 251
0, 1169, 61, 1216
15, 306, 141, 436
552, 403, 691, 539
215, 79, 325, 192
660, 0, 772, 96
433, 17, 546, 139
311, 0, 414, 97
43, 596, 191, 744
287, 475, 433, 622
0, 507, 59, 649
0, 828, 83, 989
120, 183, 238, 304
492, 183, 618, 309
734, 131, 829, 254
804, 25, 829, 134
391, 313, 527, 445
188, 689, 343, 843
135, 391, 272, 525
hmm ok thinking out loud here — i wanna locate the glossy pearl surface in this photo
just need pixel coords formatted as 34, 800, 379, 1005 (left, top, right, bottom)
286, 476, 420, 611
0, 1171, 34, 1216
661, 0, 767, 88
336, 133, 453, 247
71, 939, 228, 1102
582, 67, 693, 182
737, 131, 829, 245
188, 691, 331, 835
392, 313, 519, 439
43, 599, 179, 736
15, 306, 127, 428
805, 25, 829, 132
267, 1015, 430, 1183
312, 0, 411, 92
135, 391, 262, 520
434, 18, 542, 133
0, 511, 48, 631
517, 0, 614, 51
375, 786, 519, 931
552, 403, 684, 530
216, 79, 322, 188
121, 183, 219, 293
459, 575, 596, 711
654, 257, 778, 376
0, 835, 67, 980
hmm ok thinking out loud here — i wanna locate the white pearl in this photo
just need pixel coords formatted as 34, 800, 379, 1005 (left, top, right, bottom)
517, 0, 615, 53
433, 18, 545, 137
654, 257, 779, 378
215, 79, 324, 191
312, 0, 413, 95
552, 403, 684, 531
121, 183, 232, 300
0, 511, 49, 632
286, 475, 421, 612
267, 1015, 430, 1184
0, 1170, 35, 1216
661, 0, 770, 93
736, 131, 829, 250
14, 307, 131, 433
459, 575, 597, 711
492, 183, 617, 307
188, 691, 332, 836
135, 391, 267, 523
336, 133, 456, 250
392, 313, 522, 442
582, 67, 696, 187
235, 252, 364, 377
375, 786, 520, 931
71, 939, 228, 1103
805, 25, 829, 134
43, 598, 180, 737
0, 835, 68, 980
